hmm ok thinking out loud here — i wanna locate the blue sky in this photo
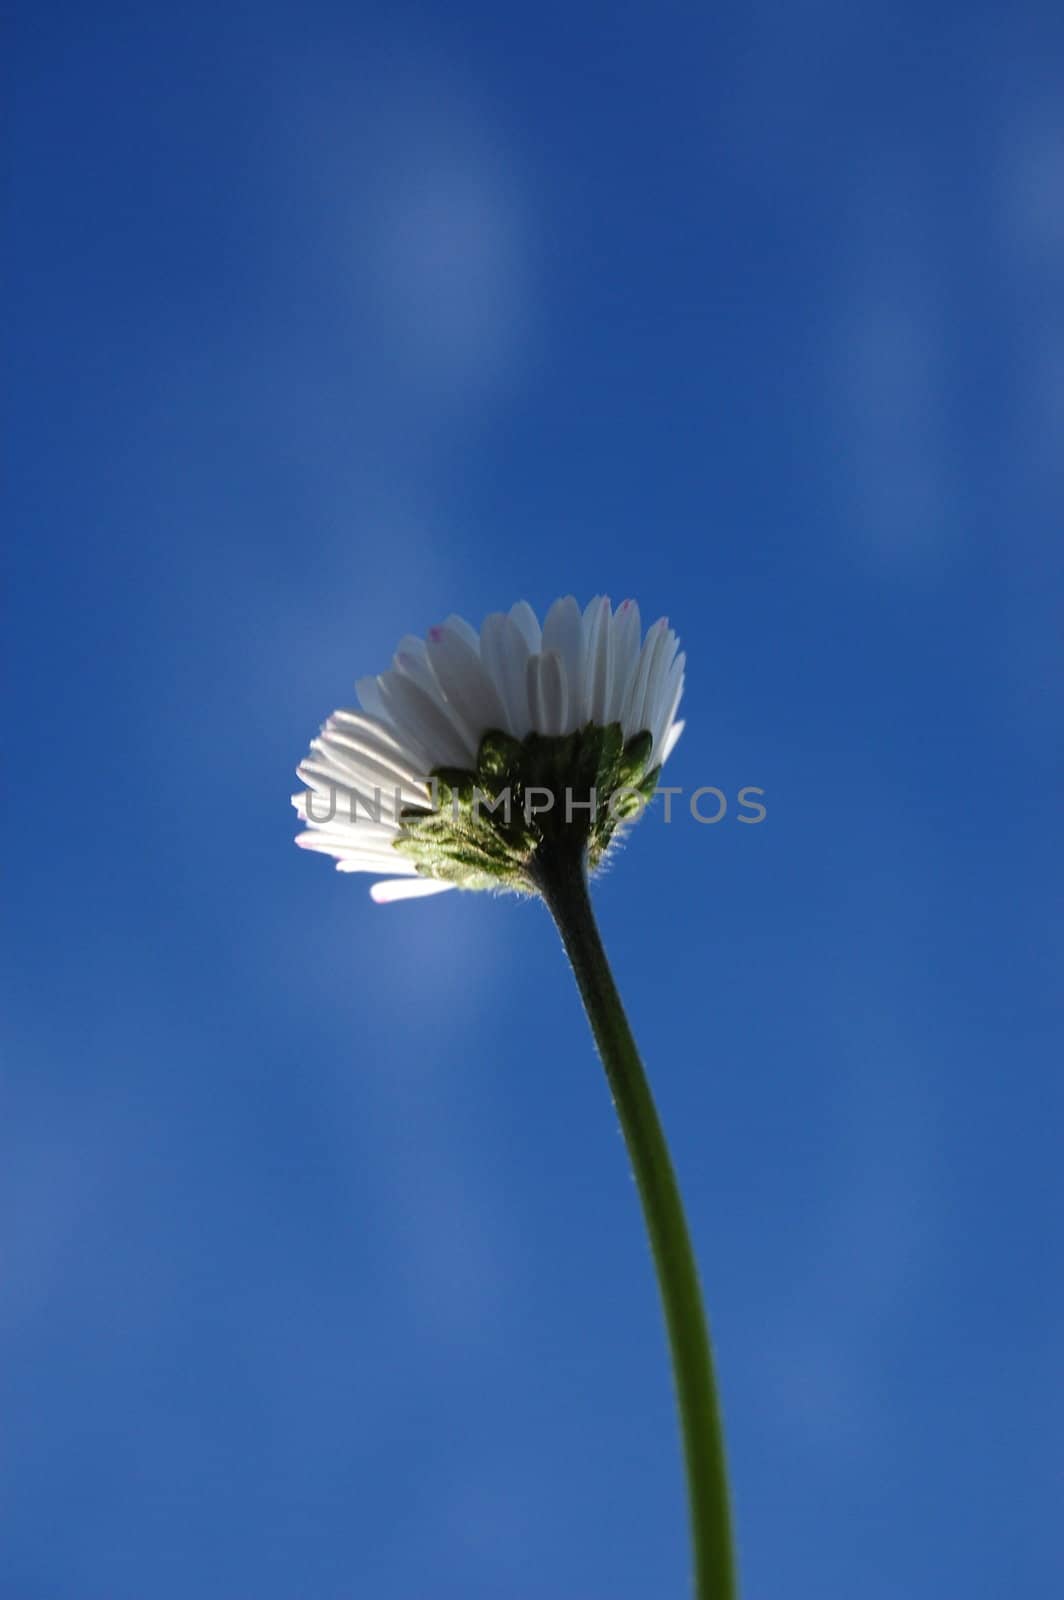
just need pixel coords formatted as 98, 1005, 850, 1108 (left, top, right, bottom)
5, 3, 1062, 1595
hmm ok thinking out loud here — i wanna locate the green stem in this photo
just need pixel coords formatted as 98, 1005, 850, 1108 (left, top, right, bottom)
534, 846, 737, 1600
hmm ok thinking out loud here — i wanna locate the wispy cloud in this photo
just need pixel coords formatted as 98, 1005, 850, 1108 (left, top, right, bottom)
828, 159, 958, 572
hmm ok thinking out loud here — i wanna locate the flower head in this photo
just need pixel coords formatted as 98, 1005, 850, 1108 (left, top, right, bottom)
293, 596, 685, 902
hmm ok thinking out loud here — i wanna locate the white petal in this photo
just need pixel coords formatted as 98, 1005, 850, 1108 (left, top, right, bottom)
661, 718, 685, 763
607, 599, 642, 725
292, 806, 404, 848
376, 670, 474, 768
541, 596, 585, 732
369, 877, 456, 903
311, 734, 428, 809
296, 835, 415, 874
641, 628, 680, 749
582, 596, 614, 725
480, 611, 532, 738
295, 759, 363, 806
426, 623, 508, 751
508, 600, 542, 654
650, 650, 685, 763
392, 635, 438, 697
330, 708, 423, 768
623, 618, 667, 740
526, 654, 545, 733
632, 635, 670, 742
441, 613, 482, 654
296, 760, 405, 827
331, 863, 409, 878
355, 675, 390, 723
527, 650, 566, 737
296, 830, 406, 863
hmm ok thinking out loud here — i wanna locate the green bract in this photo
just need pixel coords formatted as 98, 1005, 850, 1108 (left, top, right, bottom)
393, 723, 660, 891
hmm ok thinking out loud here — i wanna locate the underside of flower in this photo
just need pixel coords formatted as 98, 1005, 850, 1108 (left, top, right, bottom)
394, 724, 658, 892
294, 596, 684, 902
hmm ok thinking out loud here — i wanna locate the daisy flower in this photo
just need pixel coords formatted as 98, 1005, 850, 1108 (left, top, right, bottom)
293, 596, 685, 903
293, 593, 735, 1600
